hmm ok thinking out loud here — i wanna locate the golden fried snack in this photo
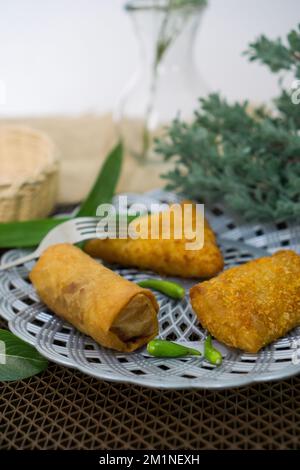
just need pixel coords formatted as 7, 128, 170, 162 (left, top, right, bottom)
85, 201, 224, 278
30, 244, 159, 352
190, 250, 300, 353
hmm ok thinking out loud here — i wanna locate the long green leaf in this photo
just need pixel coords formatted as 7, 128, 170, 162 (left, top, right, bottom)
77, 141, 123, 217
0, 142, 123, 248
0, 329, 48, 381
0, 217, 69, 248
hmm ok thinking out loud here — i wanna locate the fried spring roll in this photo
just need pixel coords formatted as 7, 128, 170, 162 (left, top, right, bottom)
29, 244, 159, 352
190, 250, 300, 353
85, 202, 224, 278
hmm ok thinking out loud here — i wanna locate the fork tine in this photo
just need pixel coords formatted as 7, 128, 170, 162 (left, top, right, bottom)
77, 223, 99, 230
78, 229, 98, 236
79, 228, 129, 237
74, 217, 100, 223
75, 218, 100, 227
79, 231, 129, 242
76, 217, 130, 236
77, 222, 99, 228
79, 232, 120, 242
75, 217, 130, 228
79, 226, 129, 237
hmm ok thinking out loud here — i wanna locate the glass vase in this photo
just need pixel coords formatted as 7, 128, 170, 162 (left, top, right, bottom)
115, 0, 208, 163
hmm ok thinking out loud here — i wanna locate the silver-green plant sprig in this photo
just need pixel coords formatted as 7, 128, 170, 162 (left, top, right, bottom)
156, 24, 300, 222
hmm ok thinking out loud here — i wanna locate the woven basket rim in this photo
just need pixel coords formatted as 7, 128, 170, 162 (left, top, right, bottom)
0, 125, 59, 196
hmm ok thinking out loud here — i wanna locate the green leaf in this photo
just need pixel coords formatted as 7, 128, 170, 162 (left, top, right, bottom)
0, 141, 123, 248
157, 91, 300, 222
0, 329, 48, 381
157, 23, 300, 223
245, 24, 300, 75
0, 217, 69, 248
77, 141, 123, 217
245, 36, 292, 72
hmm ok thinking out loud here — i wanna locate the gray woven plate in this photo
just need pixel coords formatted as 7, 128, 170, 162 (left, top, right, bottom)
1, 190, 300, 389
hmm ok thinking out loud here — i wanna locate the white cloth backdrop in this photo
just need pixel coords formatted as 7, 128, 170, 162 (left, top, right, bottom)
0, 0, 299, 117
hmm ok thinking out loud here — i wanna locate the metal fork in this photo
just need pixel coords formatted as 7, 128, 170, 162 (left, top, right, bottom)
0, 217, 126, 271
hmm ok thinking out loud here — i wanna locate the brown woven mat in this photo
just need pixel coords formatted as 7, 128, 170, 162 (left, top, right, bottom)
1, 312, 299, 450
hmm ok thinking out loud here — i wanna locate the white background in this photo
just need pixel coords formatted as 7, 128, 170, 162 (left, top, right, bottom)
0, 0, 299, 117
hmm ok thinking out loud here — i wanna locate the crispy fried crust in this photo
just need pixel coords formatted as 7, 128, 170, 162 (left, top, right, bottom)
190, 250, 300, 353
85, 202, 224, 278
29, 244, 159, 352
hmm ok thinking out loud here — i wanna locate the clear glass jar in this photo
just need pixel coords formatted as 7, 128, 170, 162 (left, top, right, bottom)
115, 0, 207, 163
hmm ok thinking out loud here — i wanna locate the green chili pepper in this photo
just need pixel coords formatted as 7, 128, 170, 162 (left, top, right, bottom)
137, 279, 185, 300
147, 339, 201, 358
204, 335, 222, 366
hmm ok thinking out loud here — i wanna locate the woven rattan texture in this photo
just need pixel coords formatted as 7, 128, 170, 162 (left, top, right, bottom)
1, 317, 300, 450
0, 126, 59, 222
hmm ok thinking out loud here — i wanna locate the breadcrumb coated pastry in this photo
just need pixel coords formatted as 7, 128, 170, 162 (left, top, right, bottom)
190, 250, 300, 353
85, 202, 224, 278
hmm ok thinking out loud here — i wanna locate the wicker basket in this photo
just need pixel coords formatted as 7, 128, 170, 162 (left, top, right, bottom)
0, 126, 59, 222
